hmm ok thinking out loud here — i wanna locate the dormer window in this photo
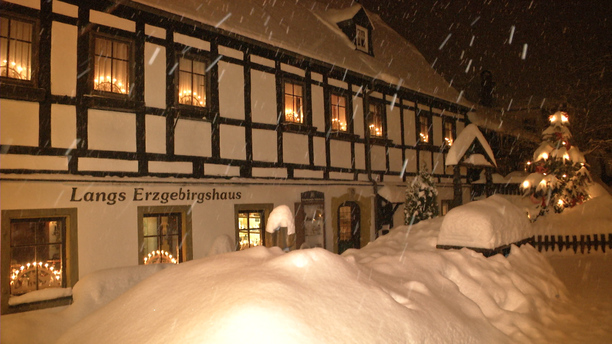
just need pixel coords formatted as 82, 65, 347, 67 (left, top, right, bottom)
355, 25, 368, 52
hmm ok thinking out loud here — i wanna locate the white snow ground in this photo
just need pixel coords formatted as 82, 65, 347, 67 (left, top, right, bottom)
2, 195, 611, 343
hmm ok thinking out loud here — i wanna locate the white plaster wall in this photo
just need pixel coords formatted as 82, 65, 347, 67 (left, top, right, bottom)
219, 61, 245, 120
79, 158, 138, 172
404, 109, 416, 146
173, 33, 210, 51
405, 149, 417, 173
205, 164, 241, 176
144, 24, 165, 39
0, 99, 39, 146
433, 152, 444, 174
250, 55, 275, 68
4, 0, 38, 9
433, 116, 443, 146
52, 1, 77, 17
0, 154, 68, 170
371, 145, 386, 171
355, 143, 365, 170
251, 70, 278, 124
220, 124, 246, 160
252, 129, 277, 162
311, 85, 325, 131
51, 21, 77, 97
51, 104, 76, 149
281, 63, 305, 77
311, 72, 323, 82
149, 161, 192, 174
145, 115, 166, 154
283, 133, 309, 165
386, 104, 401, 144
88, 110, 136, 152
218, 45, 243, 60
174, 119, 212, 157
328, 78, 348, 89
90, 10, 135, 32
352, 96, 364, 137
419, 150, 432, 172
457, 120, 465, 136
313, 136, 326, 166
445, 159, 454, 175
144, 43, 166, 109
388, 147, 403, 172
330, 140, 351, 169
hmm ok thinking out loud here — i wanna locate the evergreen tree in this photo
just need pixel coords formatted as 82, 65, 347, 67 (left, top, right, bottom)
521, 111, 591, 218
404, 168, 439, 225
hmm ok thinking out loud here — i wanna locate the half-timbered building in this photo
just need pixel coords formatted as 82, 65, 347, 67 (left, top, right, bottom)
1, 0, 474, 313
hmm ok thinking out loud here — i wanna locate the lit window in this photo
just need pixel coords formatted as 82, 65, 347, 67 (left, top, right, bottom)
419, 115, 430, 143
238, 211, 264, 250
9, 218, 65, 297
331, 93, 347, 131
338, 206, 352, 241
178, 56, 207, 107
284, 81, 303, 123
355, 25, 368, 52
0, 16, 33, 81
93, 36, 130, 94
444, 121, 454, 146
138, 206, 192, 265
368, 102, 384, 137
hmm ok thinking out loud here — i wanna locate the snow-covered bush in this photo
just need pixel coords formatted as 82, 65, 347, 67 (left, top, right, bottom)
404, 169, 439, 225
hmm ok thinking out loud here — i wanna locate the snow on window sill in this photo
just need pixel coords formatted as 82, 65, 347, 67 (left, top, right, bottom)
8, 288, 73, 306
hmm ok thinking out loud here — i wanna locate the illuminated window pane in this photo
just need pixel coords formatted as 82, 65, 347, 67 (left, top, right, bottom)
284, 81, 303, 123
142, 213, 181, 264
237, 210, 265, 250
0, 17, 33, 80
339, 206, 352, 241
331, 93, 347, 131
178, 57, 207, 107
444, 121, 454, 146
10, 219, 65, 296
93, 37, 130, 94
368, 102, 384, 137
419, 116, 429, 143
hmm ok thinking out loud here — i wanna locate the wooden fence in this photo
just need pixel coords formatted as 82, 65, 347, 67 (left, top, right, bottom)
532, 234, 612, 254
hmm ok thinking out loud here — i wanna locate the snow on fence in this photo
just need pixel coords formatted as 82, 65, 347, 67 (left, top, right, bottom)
531, 233, 612, 254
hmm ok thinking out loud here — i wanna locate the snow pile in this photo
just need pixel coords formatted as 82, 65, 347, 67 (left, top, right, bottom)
445, 124, 497, 166
1, 264, 170, 344
437, 195, 532, 249
8, 287, 72, 306
265, 205, 295, 235
207, 235, 235, 256
533, 192, 612, 236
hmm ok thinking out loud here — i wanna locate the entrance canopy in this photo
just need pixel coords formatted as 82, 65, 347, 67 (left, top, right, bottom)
445, 124, 497, 167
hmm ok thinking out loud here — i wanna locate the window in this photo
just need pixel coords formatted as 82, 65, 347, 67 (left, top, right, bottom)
237, 211, 264, 250
337, 202, 360, 254
178, 56, 207, 107
331, 93, 348, 132
441, 200, 452, 216
93, 36, 131, 95
419, 115, 430, 143
2, 208, 78, 314
284, 80, 303, 124
368, 101, 384, 137
0, 15, 34, 81
138, 206, 192, 265
444, 120, 455, 146
355, 25, 368, 52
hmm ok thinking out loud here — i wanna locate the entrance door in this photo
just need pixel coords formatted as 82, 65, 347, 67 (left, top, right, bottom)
338, 202, 360, 254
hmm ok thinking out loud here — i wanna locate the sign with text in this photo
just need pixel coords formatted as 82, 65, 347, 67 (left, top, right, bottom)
69, 187, 242, 205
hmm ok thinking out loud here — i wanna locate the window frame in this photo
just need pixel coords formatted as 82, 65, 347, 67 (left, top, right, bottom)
91, 33, 134, 98
175, 52, 211, 117
137, 206, 193, 265
0, 12, 38, 87
234, 204, 274, 251
283, 78, 305, 125
367, 99, 385, 139
330, 91, 349, 133
1, 208, 78, 315
354, 24, 369, 53
417, 113, 432, 145
443, 118, 456, 147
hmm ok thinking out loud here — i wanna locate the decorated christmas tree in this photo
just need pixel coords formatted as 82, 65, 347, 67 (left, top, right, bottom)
404, 168, 439, 225
521, 111, 591, 218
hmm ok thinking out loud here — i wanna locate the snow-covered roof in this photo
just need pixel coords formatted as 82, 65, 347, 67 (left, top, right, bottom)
324, 4, 371, 27
445, 124, 497, 167
132, 0, 469, 107
377, 185, 405, 203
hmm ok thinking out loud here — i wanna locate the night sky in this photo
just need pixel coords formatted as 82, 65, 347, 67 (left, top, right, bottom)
359, 0, 611, 109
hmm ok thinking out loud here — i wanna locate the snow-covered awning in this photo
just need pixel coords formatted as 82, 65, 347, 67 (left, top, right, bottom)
445, 124, 497, 167
377, 185, 405, 203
